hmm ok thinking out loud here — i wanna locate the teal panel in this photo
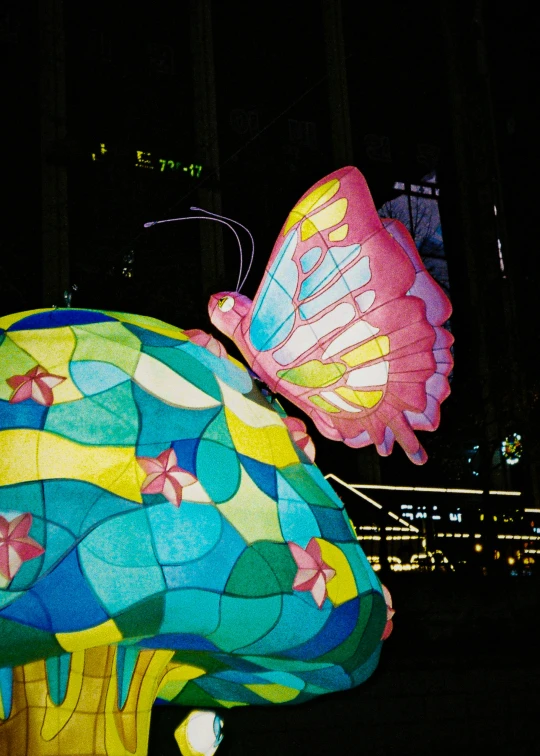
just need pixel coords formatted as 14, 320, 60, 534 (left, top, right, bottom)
238, 593, 331, 655
39, 522, 76, 575
196, 440, 240, 503
148, 501, 222, 564
145, 346, 221, 401
0, 667, 13, 719
78, 509, 165, 614
116, 646, 140, 709
179, 343, 252, 394
45, 653, 71, 705
208, 595, 282, 652
134, 385, 219, 445
0, 481, 44, 518
340, 542, 381, 595
45, 382, 139, 446
201, 408, 234, 447
161, 589, 221, 636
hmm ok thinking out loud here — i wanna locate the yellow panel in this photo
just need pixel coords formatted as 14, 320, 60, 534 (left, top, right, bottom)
134, 352, 221, 410
309, 394, 340, 413
316, 539, 358, 606
103, 310, 189, 341
0, 429, 144, 502
218, 379, 282, 428
224, 408, 298, 468
328, 223, 349, 242
245, 683, 301, 703
218, 466, 283, 544
0, 309, 51, 329
336, 387, 383, 409
342, 336, 390, 367
42, 651, 85, 741
283, 179, 340, 234
157, 664, 205, 701
7, 327, 83, 403
56, 620, 123, 653
300, 198, 348, 241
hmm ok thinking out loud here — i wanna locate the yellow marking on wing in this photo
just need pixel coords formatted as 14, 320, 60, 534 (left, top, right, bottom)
283, 179, 340, 234
300, 198, 348, 241
335, 387, 383, 409
328, 223, 349, 242
309, 394, 341, 413
342, 336, 390, 367
245, 683, 301, 703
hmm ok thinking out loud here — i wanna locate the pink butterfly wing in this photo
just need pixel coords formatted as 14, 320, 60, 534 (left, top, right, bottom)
238, 167, 453, 464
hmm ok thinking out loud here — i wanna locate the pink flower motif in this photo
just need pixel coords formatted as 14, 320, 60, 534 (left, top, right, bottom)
283, 417, 316, 462
0, 513, 45, 581
137, 447, 197, 507
381, 584, 395, 640
184, 329, 228, 359
7, 365, 65, 406
288, 538, 335, 609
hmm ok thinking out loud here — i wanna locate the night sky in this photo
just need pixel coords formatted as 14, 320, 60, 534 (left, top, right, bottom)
2, 1, 539, 754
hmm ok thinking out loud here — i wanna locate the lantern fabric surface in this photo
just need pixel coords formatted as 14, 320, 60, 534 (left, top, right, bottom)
209, 166, 453, 465
0, 308, 387, 756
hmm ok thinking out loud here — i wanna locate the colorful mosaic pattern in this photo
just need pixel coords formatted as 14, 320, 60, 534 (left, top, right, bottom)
0, 308, 387, 753
209, 166, 453, 465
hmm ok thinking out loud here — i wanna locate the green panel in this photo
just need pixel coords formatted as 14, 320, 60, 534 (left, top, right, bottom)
225, 548, 282, 598
0, 336, 37, 400
114, 594, 166, 638
339, 592, 386, 673
277, 360, 345, 388
202, 408, 234, 447
71, 323, 141, 375
0, 617, 64, 668
279, 464, 340, 508
169, 650, 228, 676
172, 681, 220, 708
252, 541, 298, 593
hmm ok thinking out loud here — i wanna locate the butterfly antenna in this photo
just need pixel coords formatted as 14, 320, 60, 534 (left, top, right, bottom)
144, 213, 243, 287
190, 207, 255, 292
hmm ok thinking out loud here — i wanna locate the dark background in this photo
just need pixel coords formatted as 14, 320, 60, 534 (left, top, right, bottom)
2, 1, 539, 753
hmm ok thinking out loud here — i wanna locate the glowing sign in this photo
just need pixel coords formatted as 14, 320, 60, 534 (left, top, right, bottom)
91, 142, 202, 177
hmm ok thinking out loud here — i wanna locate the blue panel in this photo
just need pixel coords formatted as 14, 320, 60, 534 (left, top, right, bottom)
163, 518, 246, 592
171, 438, 199, 476
1, 548, 108, 632
69, 361, 130, 396
0, 398, 48, 431
299, 256, 371, 320
8, 310, 116, 331
277, 473, 320, 548
238, 455, 277, 500
0, 591, 51, 631
310, 505, 354, 542
139, 633, 219, 651
250, 231, 298, 352
282, 598, 360, 659
299, 244, 361, 301
300, 246, 322, 273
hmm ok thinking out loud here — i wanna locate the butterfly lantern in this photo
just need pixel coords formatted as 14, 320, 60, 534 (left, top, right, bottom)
209, 166, 453, 465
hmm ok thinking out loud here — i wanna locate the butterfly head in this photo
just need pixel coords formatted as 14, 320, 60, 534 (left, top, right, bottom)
208, 291, 252, 340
